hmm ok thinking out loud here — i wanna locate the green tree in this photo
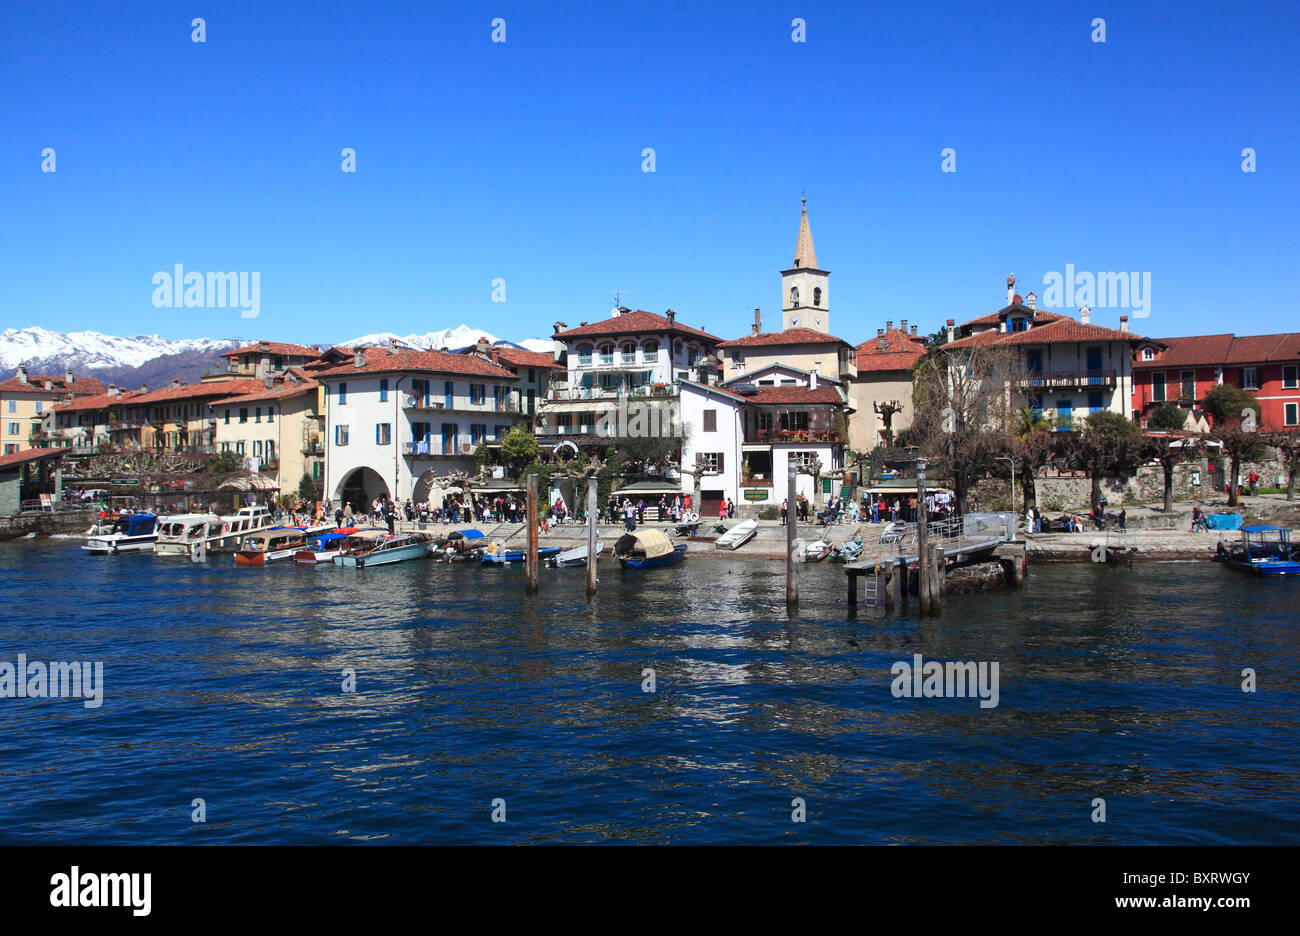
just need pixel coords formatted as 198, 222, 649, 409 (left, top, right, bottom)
208, 450, 242, 473
296, 471, 318, 501
1147, 403, 1189, 432
499, 426, 539, 476
1072, 410, 1143, 509
1203, 385, 1265, 507
1012, 406, 1056, 513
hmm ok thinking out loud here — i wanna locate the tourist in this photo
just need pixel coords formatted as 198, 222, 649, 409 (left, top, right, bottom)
1191, 505, 1207, 532
1118, 507, 1127, 531
718, 500, 727, 522
780, 498, 788, 526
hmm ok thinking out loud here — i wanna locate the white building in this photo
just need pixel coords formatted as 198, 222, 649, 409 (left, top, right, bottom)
315, 346, 523, 509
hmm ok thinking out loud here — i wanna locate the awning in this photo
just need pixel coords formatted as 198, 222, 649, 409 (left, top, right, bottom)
217, 474, 279, 492
616, 480, 683, 494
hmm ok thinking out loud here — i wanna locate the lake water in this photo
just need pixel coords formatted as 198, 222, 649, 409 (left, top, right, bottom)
1, 538, 1297, 844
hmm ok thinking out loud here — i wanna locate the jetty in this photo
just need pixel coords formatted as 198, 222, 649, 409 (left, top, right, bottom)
843, 512, 1025, 611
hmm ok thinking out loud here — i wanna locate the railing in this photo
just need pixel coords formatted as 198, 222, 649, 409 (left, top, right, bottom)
1016, 369, 1117, 388
747, 429, 844, 444
548, 384, 678, 402
403, 440, 479, 455
537, 424, 597, 436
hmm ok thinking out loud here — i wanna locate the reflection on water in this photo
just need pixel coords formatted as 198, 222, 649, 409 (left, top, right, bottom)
0, 539, 1297, 844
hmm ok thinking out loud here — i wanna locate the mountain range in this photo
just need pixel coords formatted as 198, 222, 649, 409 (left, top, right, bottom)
0, 325, 554, 390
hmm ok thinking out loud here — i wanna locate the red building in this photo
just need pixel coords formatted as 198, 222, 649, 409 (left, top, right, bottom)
1132, 332, 1300, 430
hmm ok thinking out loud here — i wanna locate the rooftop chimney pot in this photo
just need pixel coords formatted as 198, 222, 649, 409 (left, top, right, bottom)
1080, 306, 1091, 325
1119, 314, 1129, 333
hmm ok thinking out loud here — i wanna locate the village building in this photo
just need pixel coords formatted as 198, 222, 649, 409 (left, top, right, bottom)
209, 370, 325, 493
315, 345, 524, 509
457, 337, 565, 421
1131, 332, 1300, 430
1, 365, 104, 454
205, 341, 323, 383
847, 322, 928, 452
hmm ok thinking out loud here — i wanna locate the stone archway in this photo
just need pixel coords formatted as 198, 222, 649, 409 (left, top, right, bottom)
335, 467, 389, 513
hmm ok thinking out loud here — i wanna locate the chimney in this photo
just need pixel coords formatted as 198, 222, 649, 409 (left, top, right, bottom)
16, 363, 27, 384
900, 319, 908, 333
810, 365, 819, 389
1119, 314, 1129, 333
1080, 305, 1091, 325
107, 383, 118, 397
666, 309, 676, 324
259, 341, 270, 352
886, 320, 893, 332
170, 378, 180, 389
355, 348, 366, 368
553, 322, 567, 334
264, 377, 273, 389
477, 336, 490, 356
139, 384, 149, 394
1007, 274, 1015, 306
44, 380, 53, 390
946, 318, 956, 343
65, 368, 74, 385
910, 325, 918, 336
753, 308, 761, 335
1026, 292, 1037, 310
388, 338, 401, 350
876, 328, 887, 352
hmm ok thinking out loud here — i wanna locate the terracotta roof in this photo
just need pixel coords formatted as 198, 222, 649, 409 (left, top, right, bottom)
52, 389, 146, 413
0, 448, 64, 470
212, 377, 319, 406
480, 346, 564, 371
677, 379, 748, 402
1132, 334, 1234, 369
718, 327, 851, 349
945, 316, 1147, 350
1224, 333, 1300, 364
738, 386, 845, 405
959, 304, 1070, 329
554, 310, 721, 342
314, 347, 517, 380
854, 329, 928, 373
220, 341, 321, 359
0, 374, 106, 396
131, 379, 267, 405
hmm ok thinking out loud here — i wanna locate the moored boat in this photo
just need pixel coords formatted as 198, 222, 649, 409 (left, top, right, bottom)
155, 514, 223, 556
480, 543, 562, 565
83, 513, 159, 554
433, 528, 490, 562
293, 529, 357, 564
334, 532, 432, 568
829, 537, 864, 563
233, 528, 308, 566
1216, 525, 1300, 575
715, 518, 759, 550
547, 541, 603, 568
802, 536, 833, 562
614, 529, 687, 568
207, 506, 275, 552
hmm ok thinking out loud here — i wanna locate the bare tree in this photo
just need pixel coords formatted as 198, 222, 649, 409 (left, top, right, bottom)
872, 399, 904, 448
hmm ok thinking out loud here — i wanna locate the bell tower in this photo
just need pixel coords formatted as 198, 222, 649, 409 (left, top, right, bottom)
781, 196, 830, 332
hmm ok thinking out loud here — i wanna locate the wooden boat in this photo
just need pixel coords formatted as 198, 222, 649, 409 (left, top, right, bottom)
715, 518, 759, 550
154, 513, 222, 556
334, 532, 433, 568
547, 541, 603, 568
293, 529, 358, 564
433, 528, 490, 562
802, 536, 833, 562
829, 537, 864, 563
83, 513, 159, 554
480, 543, 563, 565
1216, 526, 1300, 575
234, 528, 308, 566
614, 529, 687, 568
206, 506, 275, 552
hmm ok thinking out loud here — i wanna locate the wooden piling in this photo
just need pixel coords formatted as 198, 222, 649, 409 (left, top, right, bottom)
786, 460, 798, 607
585, 476, 597, 597
525, 473, 539, 594
933, 546, 945, 613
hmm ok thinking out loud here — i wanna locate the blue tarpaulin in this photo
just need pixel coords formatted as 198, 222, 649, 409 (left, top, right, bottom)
1205, 513, 1243, 530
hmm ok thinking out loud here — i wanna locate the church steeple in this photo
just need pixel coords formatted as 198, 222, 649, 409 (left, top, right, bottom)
793, 196, 818, 269
781, 196, 830, 332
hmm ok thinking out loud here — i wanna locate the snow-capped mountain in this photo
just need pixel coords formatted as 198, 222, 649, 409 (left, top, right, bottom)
340, 324, 552, 354
0, 326, 237, 372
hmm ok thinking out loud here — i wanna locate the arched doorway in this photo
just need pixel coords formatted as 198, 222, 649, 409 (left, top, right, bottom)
335, 467, 389, 512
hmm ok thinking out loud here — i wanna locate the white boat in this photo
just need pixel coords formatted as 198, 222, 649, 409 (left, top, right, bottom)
155, 514, 223, 556
83, 513, 159, 554
207, 506, 275, 552
547, 541, 603, 568
334, 532, 433, 568
802, 536, 833, 562
233, 528, 308, 566
715, 518, 759, 550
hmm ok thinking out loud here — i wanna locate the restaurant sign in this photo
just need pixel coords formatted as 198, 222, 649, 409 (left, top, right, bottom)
743, 489, 769, 501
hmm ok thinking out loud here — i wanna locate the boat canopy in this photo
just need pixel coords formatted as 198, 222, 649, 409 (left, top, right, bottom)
451, 529, 486, 541
615, 528, 674, 559
114, 514, 157, 535
1242, 525, 1288, 533
308, 532, 348, 547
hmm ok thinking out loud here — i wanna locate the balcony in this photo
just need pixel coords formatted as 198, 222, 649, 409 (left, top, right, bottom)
1015, 369, 1118, 389
546, 383, 678, 403
744, 428, 844, 444
402, 394, 446, 411
536, 423, 598, 437
403, 440, 480, 456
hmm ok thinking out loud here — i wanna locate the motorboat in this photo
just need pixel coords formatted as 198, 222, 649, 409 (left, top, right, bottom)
234, 528, 308, 566
1216, 526, 1300, 575
293, 529, 357, 564
334, 532, 433, 568
802, 536, 833, 562
829, 537, 864, 563
480, 542, 563, 565
207, 506, 275, 552
155, 514, 223, 556
433, 528, 490, 562
83, 513, 159, 554
547, 541, 603, 568
879, 521, 910, 545
614, 529, 687, 568
715, 518, 759, 550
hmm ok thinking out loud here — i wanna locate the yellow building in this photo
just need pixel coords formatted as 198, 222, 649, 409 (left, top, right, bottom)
210, 371, 324, 494
1, 365, 104, 454
847, 323, 929, 452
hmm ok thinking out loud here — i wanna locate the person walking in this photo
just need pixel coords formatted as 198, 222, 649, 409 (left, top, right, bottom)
1118, 507, 1127, 531
780, 498, 788, 526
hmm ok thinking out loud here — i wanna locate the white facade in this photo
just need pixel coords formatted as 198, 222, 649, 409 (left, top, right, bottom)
320, 371, 522, 508
678, 382, 743, 514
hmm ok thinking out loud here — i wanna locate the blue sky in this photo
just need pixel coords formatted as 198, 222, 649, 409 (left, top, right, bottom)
2, 0, 1296, 346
